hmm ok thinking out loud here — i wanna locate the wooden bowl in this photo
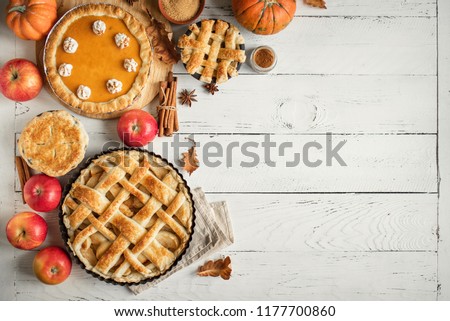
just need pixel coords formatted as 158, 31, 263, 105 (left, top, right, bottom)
158, 0, 205, 25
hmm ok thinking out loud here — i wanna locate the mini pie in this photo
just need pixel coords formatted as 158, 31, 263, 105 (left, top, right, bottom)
44, 4, 152, 118
61, 150, 194, 284
18, 110, 89, 177
178, 19, 246, 84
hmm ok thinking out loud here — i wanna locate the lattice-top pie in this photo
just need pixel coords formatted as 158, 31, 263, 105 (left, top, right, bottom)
44, 4, 151, 118
178, 19, 246, 84
61, 150, 194, 284
18, 110, 89, 177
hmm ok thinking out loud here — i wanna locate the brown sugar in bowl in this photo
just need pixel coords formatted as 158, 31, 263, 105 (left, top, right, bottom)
158, 0, 205, 25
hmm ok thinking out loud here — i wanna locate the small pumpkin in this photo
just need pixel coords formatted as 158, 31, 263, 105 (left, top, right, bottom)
232, 0, 296, 35
6, 0, 58, 41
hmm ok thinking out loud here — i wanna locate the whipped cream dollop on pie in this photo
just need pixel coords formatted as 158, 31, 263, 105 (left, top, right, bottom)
92, 20, 106, 35
106, 79, 123, 94
63, 37, 78, 53
114, 33, 130, 49
77, 85, 91, 100
123, 58, 138, 72
58, 63, 73, 77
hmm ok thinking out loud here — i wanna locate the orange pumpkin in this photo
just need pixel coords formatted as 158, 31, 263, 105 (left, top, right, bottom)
6, 0, 58, 41
232, 0, 296, 35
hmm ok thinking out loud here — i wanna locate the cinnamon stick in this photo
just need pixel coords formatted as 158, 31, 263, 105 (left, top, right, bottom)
173, 77, 179, 132
158, 82, 168, 137
166, 77, 178, 136
158, 72, 179, 137
159, 81, 168, 104
21, 157, 31, 182
163, 87, 171, 128
15, 156, 31, 203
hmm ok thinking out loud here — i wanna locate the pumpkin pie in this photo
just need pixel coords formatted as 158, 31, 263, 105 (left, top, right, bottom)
44, 4, 151, 118
61, 149, 195, 284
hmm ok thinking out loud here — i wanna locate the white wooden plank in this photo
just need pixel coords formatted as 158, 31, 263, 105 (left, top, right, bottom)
201, 0, 436, 17
145, 134, 436, 193
15, 251, 437, 300
13, 192, 437, 254
0, 10, 19, 301
14, 133, 436, 193
437, 0, 450, 301
172, 16, 437, 76
12, 133, 433, 193
205, 193, 438, 252
15, 74, 437, 135
13, 191, 439, 300
16, 3, 437, 77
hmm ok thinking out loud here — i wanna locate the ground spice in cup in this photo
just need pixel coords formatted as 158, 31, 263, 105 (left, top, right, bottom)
254, 48, 275, 69
161, 0, 201, 22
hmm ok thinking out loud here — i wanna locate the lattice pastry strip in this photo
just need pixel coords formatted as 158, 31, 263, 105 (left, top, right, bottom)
76, 162, 173, 274
113, 191, 189, 278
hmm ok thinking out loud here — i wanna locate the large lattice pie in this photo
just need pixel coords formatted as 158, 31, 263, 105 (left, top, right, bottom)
178, 19, 246, 84
61, 150, 194, 284
44, 4, 151, 118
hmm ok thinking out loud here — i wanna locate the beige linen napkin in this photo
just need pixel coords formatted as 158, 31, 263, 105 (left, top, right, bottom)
129, 187, 234, 295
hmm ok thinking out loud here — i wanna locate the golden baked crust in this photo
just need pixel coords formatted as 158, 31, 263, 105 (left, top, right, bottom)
61, 150, 194, 284
44, 4, 152, 118
178, 19, 246, 84
18, 110, 89, 177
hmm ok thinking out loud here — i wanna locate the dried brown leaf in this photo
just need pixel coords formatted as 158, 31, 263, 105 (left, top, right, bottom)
304, 0, 327, 9
145, 9, 180, 65
197, 256, 232, 280
182, 144, 199, 176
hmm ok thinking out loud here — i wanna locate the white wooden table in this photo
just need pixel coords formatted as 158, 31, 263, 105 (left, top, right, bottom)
1, 0, 449, 300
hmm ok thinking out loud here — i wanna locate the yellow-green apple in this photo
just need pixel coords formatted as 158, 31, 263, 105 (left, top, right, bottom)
33, 246, 72, 285
6, 212, 47, 250
24, 174, 62, 212
117, 109, 158, 147
0, 58, 43, 101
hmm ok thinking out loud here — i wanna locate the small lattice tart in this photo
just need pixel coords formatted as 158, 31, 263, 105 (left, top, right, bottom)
178, 19, 246, 84
61, 150, 194, 284
18, 110, 89, 177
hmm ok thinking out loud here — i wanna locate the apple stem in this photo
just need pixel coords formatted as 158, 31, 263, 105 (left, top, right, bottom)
11, 71, 19, 81
18, 230, 26, 240
51, 267, 58, 274
8, 5, 27, 14
132, 124, 140, 132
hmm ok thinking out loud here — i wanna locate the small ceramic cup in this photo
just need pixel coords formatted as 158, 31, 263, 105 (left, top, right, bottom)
158, 0, 205, 25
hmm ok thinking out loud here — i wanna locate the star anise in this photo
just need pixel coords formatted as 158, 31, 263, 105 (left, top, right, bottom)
125, 0, 137, 5
179, 89, 198, 107
204, 83, 219, 95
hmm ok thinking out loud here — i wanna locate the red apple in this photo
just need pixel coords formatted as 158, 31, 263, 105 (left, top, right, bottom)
24, 174, 62, 212
0, 58, 43, 101
33, 246, 72, 285
6, 212, 47, 250
117, 109, 158, 147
